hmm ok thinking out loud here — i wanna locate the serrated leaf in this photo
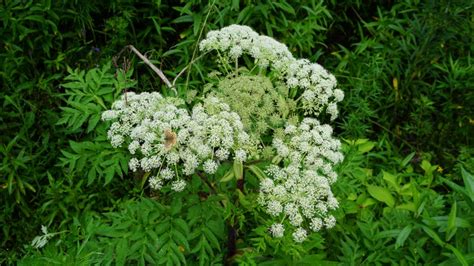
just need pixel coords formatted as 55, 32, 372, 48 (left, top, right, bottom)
87, 113, 101, 133
203, 228, 220, 249
395, 225, 412, 249
361, 198, 377, 207
173, 218, 189, 236
190, 235, 204, 253
146, 242, 159, 261
115, 238, 128, 266
172, 230, 189, 251
156, 220, 171, 235
367, 185, 395, 207
430, 216, 471, 228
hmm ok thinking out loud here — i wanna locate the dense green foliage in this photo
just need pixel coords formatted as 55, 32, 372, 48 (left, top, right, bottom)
1, 0, 473, 265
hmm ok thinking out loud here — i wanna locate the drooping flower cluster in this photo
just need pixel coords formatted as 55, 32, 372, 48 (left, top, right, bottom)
102, 92, 250, 191
258, 118, 343, 242
199, 24, 344, 119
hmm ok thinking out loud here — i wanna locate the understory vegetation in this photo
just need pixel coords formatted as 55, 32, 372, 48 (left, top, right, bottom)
1, 0, 473, 265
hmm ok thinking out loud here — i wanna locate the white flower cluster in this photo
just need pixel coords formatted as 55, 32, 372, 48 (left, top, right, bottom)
102, 92, 250, 192
259, 118, 343, 242
286, 59, 344, 120
199, 24, 293, 69
199, 24, 344, 119
103, 25, 344, 244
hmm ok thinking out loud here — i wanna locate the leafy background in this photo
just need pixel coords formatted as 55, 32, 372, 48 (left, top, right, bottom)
1, 0, 473, 265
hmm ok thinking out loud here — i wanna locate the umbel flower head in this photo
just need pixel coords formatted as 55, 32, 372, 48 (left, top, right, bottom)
199, 25, 344, 241
209, 75, 295, 137
102, 92, 250, 192
199, 24, 344, 120
103, 24, 344, 243
258, 119, 342, 241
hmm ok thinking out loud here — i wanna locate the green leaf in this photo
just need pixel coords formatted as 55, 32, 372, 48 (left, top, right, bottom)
396, 202, 416, 212
445, 244, 469, 266
170, 197, 182, 215
7, 172, 14, 195
440, 177, 470, 201
173, 218, 189, 237
87, 114, 101, 133
461, 167, 474, 202
430, 216, 471, 228
446, 201, 457, 241
440, 252, 474, 266
233, 160, 243, 180
382, 171, 399, 192
87, 166, 97, 185
400, 152, 415, 168
357, 140, 375, 153
375, 229, 401, 239
395, 225, 412, 249
421, 225, 445, 246
219, 169, 234, 183
172, 229, 189, 250
203, 228, 220, 249
104, 165, 116, 184
237, 190, 251, 208
247, 165, 267, 180
115, 238, 128, 266
367, 185, 395, 207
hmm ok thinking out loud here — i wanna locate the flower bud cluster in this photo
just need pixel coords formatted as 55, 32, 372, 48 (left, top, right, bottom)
258, 118, 343, 241
102, 93, 249, 192
211, 75, 293, 137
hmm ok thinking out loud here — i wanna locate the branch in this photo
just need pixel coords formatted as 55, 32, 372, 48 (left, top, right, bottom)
126, 45, 177, 95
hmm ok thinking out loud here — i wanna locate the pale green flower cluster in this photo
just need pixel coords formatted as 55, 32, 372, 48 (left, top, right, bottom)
210, 75, 295, 136
102, 93, 250, 192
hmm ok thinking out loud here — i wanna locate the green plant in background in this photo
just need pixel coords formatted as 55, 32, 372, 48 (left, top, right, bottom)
331, 139, 473, 265
330, 0, 474, 166
2, 0, 473, 264
57, 63, 135, 185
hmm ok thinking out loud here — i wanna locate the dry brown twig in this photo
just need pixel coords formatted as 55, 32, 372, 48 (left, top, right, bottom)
122, 45, 177, 95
